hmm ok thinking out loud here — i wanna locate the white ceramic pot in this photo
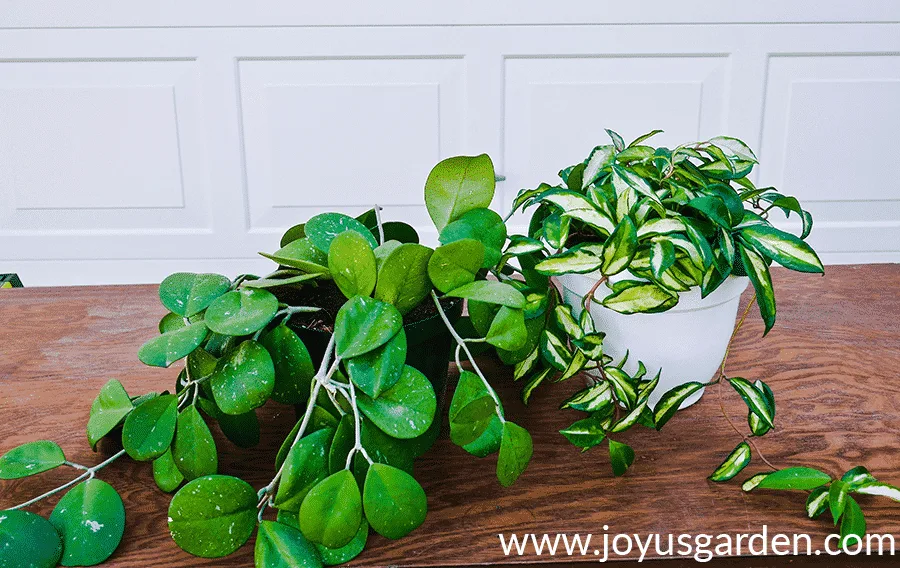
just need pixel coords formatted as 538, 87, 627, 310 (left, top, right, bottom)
557, 273, 750, 410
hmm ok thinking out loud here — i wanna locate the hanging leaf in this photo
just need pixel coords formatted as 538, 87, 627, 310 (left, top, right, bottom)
829, 480, 849, 524
540, 329, 572, 371
0, 440, 65, 480
305, 213, 378, 253
600, 217, 637, 276
424, 154, 495, 232
610, 401, 649, 433
122, 394, 178, 461
260, 239, 330, 276
374, 243, 434, 314
168, 475, 257, 558
602, 283, 677, 315
560, 415, 607, 450
534, 242, 604, 275
172, 406, 218, 481
138, 321, 208, 368
650, 239, 676, 280
485, 307, 528, 351
737, 243, 776, 334
346, 329, 407, 398
299, 470, 363, 549
159, 272, 231, 317
274, 427, 333, 513
840, 497, 866, 549
496, 422, 533, 487
49, 479, 125, 566
754, 467, 832, 491
729, 377, 774, 429
204, 288, 279, 336
806, 486, 829, 519
840, 466, 877, 490
254, 520, 323, 568
855, 482, 900, 503
449, 371, 498, 447
210, 340, 275, 415
445, 280, 526, 308
0, 509, 62, 568
653, 382, 704, 430
428, 239, 485, 293
739, 225, 823, 273
152, 448, 184, 493
608, 439, 635, 477
259, 325, 315, 405
708, 442, 752, 482
327, 230, 377, 299
314, 518, 367, 566
356, 366, 436, 439
363, 464, 427, 539
741, 473, 770, 492
439, 208, 506, 268
560, 382, 613, 413
334, 296, 403, 359
86, 379, 134, 450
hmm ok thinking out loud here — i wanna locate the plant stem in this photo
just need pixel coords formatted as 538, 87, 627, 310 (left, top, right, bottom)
374, 204, 385, 246
717, 381, 779, 471
345, 380, 374, 469
708, 294, 756, 385
431, 291, 505, 423
581, 275, 609, 313
10, 449, 126, 510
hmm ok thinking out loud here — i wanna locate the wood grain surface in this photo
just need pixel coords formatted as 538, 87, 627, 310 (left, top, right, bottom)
1, 265, 899, 567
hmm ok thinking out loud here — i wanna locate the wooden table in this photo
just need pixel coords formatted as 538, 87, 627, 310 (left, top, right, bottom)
2, 265, 899, 567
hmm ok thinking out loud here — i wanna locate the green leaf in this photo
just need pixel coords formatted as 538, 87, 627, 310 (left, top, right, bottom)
259, 325, 315, 405
582, 145, 616, 188
806, 486, 829, 518
688, 195, 733, 229
449, 371, 498, 447
707, 136, 758, 163
243, 273, 322, 289
534, 242, 604, 275
560, 382, 612, 413
363, 463, 427, 539
741, 473, 770, 492
497, 422, 533, 487
653, 382, 704, 430
504, 235, 544, 256
159, 272, 231, 317
540, 329, 572, 371
86, 379, 133, 450
521, 367, 553, 405
606, 129, 625, 151
374, 243, 434, 314
172, 405, 218, 481
158, 312, 186, 333
755, 467, 831, 491
840, 496, 866, 549
261, 239, 330, 276
210, 340, 275, 415
738, 243, 776, 334
629, 129, 664, 147
829, 479, 849, 524
428, 239, 485, 293
276, 408, 338, 471
740, 225, 823, 273
152, 448, 184, 493
255, 520, 323, 568
708, 442, 752, 482
213, 406, 260, 449
439, 208, 506, 269
381, 221, 420, 244
600, 217, 637, 276
425, 154, 495, 232
280, 223, 306, 247
729, 377, 774, 429
611, 165, 663, 211
560, 415, 606, 450
122, 394, 177, 461
334, 296, 403, 359
327, 230, 377, 299
138, 321, 208, 368
299, 470, 363, 549
0, 509, 62, 568
636, 217, 686, 239
205, 288, 278, 337
841, 466, 877, 490
608, 439, 635, 477
50, 479, 125, 566
855, 482, 900, 503
168, 475, 257, 558
540, 190, 615, 236
346, 329, 406, 398
305, 213, 378, 254
445, 280, 526, 308
0, 440, 65, 480
650, 239, 676, 280
314, 518, 367, 566
554, 305, 583, 340
274, 427, 333, 512
485, 307, 527, 351
602, 283, 677, 315
357, 365, 436, 439
610, 401, 649, 433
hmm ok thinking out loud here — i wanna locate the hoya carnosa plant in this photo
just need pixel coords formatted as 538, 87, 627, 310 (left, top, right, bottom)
0, 154, 537, 568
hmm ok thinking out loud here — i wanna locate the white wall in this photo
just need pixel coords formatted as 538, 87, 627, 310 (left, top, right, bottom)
2, 2, 899, 286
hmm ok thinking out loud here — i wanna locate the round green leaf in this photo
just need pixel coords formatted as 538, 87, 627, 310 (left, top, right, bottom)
373, 243, 434, 315
345, 329, 406, 398
214, 406, 261, 449
485, 306, 527, 351
276, 408, 338, 471
274, 428, 333, 513
444, 280, 525, 308
159, 272, 231, 317
86, 380, 133, 450
382, 221, 419, 244
427, 239, 485, 294
261, 239, 330, 276
204, 289, 278, 336
356, 365, 436, 439
210, 340, 275, 415
280, 223, 306, 247
334, 296, 403, 359
424, 154, 495, 232
49, 479, 125, 566
328, 231, 377, 299
439, 208, 506, 268
152, 448, 184, 493
172, 405, 218, 481
305, 213, 378, 254
0, 440, 65, 480
608, 439, 636, 477
315, 519, 367, 566
363, 463, 427, 539
138, 321, 208, 368
122, 394, 177, 461
496, 421, 533, 487
255, 520, 323, 568
159, 312, 186, 333
168, 475, 257, 558
0, 509, 62, 568
298, 470, 362, 549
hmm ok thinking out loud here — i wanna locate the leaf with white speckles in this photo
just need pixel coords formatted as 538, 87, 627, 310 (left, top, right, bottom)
172, 405, 217, 481
356, 365, 436, 439
362, 463, 427, 540
254, 520, 323, 568
210, 340, 275, 415
0, 509, 62, 568
168, 475, 257, 558
49, 479, 125, 566
0, 440, 65, 480
298, 470, 362, 549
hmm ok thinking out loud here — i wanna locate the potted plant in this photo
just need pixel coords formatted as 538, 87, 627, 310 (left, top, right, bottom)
0, 154, 538, 568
